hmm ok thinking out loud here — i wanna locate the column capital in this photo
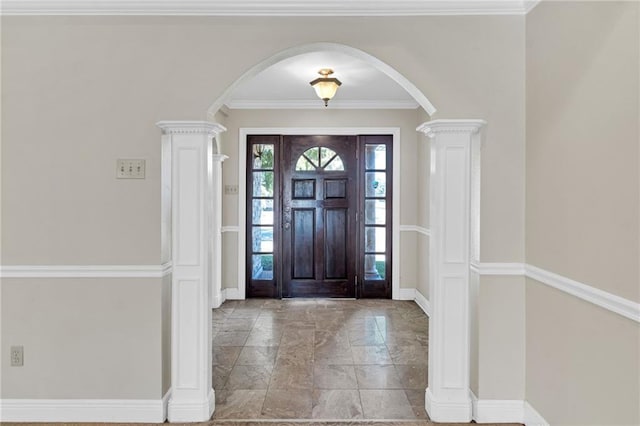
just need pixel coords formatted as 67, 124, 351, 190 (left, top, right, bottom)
416, 119, 486, 138
157, 121, 227, 136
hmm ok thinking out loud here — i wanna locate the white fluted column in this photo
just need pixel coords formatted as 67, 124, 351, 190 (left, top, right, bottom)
157, 121, 227, 422
416, 119, 484, 423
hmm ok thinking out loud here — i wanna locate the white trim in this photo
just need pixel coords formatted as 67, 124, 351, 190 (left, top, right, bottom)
425, 388, 472, 422
414, 289, 431, 317
399, 224, 431, 237
470, 262, 640, 323
166, 389, 214, 423
523, 401, 550, 426
396, 288, 416, 301
470, 262, 525, 276
161, 389, 171, 422
1, 1, 540, 16
525, 263, 640, 323
237, 127, 401, 301
0, 262, 172, 279
226, 100, 420, 110
0, 394, 169, 423
470, 391, 524, 424
221, 226, 239, 233
224, 287, 243, 300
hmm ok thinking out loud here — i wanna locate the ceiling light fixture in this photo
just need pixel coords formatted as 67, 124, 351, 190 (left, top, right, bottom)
310, 68, 342, 107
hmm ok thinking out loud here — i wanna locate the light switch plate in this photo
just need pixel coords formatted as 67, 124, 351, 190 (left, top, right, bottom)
117, 159, 145, 179
224, 185, 239, 195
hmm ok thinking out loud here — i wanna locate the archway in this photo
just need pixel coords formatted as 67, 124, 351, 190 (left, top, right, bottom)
157, 42, 484, 423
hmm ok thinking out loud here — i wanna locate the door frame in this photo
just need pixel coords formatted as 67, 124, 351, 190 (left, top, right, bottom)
238, 127, 401, 300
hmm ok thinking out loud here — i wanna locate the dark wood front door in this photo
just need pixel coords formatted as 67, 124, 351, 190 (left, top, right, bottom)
246, 134, 392, 299
281, 135, 357, 298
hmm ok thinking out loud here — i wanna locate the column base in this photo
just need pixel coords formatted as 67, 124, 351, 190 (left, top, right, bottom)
425, 387, 472, 423
167, 388, 214, 422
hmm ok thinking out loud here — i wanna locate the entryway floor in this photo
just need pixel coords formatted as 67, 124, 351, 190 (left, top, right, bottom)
212, 299, 429, 421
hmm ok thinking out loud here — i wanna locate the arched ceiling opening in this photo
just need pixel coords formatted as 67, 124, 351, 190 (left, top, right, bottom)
207, 42, 437, 117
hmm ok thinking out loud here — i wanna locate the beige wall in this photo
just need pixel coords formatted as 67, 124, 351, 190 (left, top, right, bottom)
526, 1, 640, 302
0, 278, 165, 399
1, 14, 525, 402
526, 279, 640, 425
477, 275, 525, 399
525, 1, 640, 424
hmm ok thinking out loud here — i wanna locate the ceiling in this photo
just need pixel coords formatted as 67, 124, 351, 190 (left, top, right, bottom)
225, 51, 419, 110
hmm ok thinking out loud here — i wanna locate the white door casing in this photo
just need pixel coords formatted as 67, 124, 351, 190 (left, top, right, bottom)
417, 119, 485, 422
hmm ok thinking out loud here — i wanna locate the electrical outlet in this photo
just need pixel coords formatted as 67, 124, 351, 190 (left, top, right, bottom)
10, 346, 23, 367
116, 159, 146, 179
224, 185, 239, 195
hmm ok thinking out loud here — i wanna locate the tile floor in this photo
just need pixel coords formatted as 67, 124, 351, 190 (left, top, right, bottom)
212, 299, 430, 421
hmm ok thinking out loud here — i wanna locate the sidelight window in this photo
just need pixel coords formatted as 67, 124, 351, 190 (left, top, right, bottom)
360, 138, 392, 297
248, 140, 278, 286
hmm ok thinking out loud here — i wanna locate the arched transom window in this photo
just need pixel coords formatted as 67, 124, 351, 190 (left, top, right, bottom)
295, 147, 345, 171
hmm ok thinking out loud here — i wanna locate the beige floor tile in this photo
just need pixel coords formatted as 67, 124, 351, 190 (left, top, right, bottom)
236, 346, 279, 366
214, 331, 250, 346
214, 389, 267, 419
269, 360, 314, 389
359, 389, 416, 419
351, 346, 392, 364
354, 364, 403, 389
394, 364, 428, 389
261, 388, 313, 418
211, 299, 432, 421
225, 364, 273, 390
387, 345, 428, 365
276, 343, 314, 365
212, 346, 242, 366
313, 364, 358, 389
311, 389, 364, 419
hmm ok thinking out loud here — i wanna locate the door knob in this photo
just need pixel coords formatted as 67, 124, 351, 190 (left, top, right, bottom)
284, 222, 291, 230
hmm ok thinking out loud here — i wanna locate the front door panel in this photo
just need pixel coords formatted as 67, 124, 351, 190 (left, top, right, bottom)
282, 135, 357, 298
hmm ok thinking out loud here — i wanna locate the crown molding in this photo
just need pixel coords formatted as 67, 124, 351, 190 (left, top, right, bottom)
225, 99, 420, 110
1, 1, 541, 16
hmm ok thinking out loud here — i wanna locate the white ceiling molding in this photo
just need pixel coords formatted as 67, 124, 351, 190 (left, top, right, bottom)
225, 99, 420, 110
1, 0, 541, 16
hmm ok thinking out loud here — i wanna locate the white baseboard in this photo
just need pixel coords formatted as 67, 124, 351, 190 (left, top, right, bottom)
414, 289, 431, 316
0, 391, 170, 423
167, 388, 214, 422
396, 287, 416, 300
471, 391, 524, 423
224, 287, 243, 300
212, 289, 224, 308
468, 392, 549, 426
524, 401, 550, 426
425, 388, 472, 422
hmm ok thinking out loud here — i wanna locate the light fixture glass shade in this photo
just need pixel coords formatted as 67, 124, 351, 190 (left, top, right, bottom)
310, 69, 342, 107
